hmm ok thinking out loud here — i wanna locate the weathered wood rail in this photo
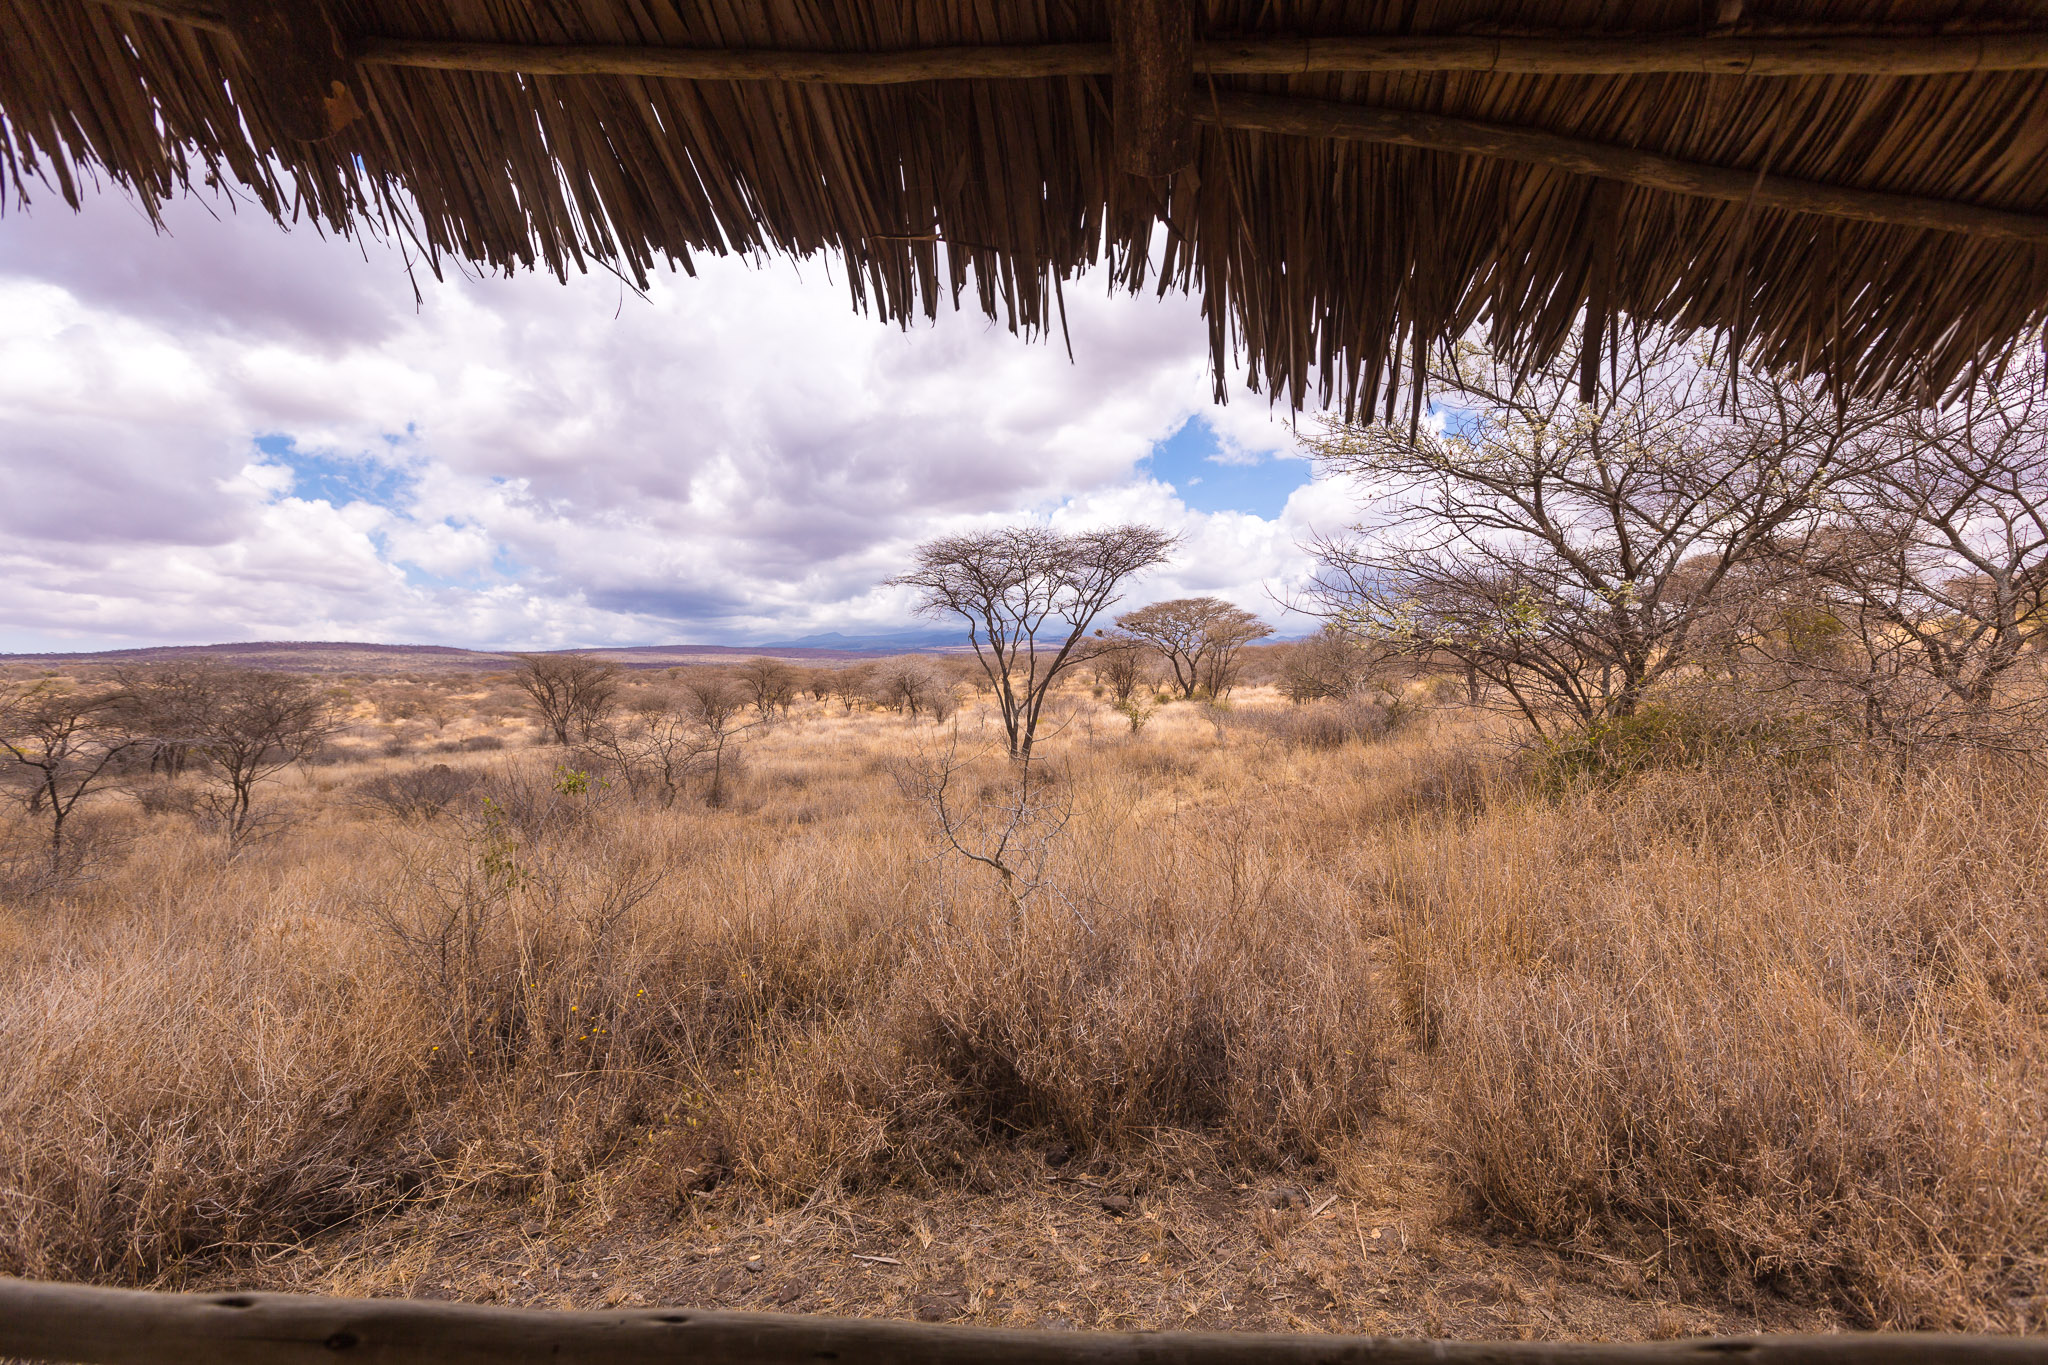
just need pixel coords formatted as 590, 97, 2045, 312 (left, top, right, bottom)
0, 1279, 2044, 1365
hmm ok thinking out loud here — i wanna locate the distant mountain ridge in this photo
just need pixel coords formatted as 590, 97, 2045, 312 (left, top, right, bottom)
0, 631, 969, 675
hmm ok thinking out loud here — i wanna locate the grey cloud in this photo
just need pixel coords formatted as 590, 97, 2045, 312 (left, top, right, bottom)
584, 584, 752, 622
0, 194, 405, 354
0, 425, 251, 547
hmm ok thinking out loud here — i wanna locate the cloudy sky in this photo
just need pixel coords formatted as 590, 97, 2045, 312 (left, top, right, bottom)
0, 186, 1362, 653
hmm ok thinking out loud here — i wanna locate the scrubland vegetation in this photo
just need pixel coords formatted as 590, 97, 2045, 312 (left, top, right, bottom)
0, 651, 2042, 1335
4, 331, 2044, 1338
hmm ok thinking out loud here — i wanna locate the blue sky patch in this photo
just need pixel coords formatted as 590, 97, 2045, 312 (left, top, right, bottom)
1142, 416, 1307, 519
254, 433, 415, 510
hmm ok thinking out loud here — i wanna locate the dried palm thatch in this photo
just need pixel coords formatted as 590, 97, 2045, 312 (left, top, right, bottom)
3, 0, 2046, 416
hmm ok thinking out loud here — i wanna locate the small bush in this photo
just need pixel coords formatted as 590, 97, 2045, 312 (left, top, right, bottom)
133, 780, 201, 818
1229, 696, 1414, 750
904, 895, 1389, 1166
1398, 748, 1495, 816
1530, 697, 1815, 788
349, 763, 480, 822
1112, 696, 1157, 734
0, 930, 425, 1281
1394, 762, 2048, 1328
466, 762, 616, 845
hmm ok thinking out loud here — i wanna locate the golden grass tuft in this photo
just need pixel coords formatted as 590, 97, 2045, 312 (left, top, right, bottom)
1387, 760, 2048, 1329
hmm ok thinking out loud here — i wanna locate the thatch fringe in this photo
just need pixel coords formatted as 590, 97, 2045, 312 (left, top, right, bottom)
5, 0, 2046, 414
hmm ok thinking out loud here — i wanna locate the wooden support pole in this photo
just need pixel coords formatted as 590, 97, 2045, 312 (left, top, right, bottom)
120, 0, 363, 139
1197, 90, 2048, 242
1112, 0, 1196, 177
1, 1279, 2046, 1365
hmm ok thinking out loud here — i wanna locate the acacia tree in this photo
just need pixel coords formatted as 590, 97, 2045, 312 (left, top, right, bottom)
190, 670, 336, 844
1087, 632, 1148, 702
1198, 609, 1273, 699
887, 524, 1176, 759
1799, 348, 2048, 724
734, 657, 798, 718
115, 657, 227, 777
0, 682, 145, 873
1279, 625, 1381, 703
513, 654, 620, 746
870, 657, 955, 720
1302, 331, 1896, 735
1114, 597, 1271, 699
680, 675, 754, 807
829, 662, 875, 713
588, 678, 760, 809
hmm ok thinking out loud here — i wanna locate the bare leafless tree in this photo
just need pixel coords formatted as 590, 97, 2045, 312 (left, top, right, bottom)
1197, 610, 1273, 699
1302, 331, 1897, 736
512, 654, 620, 746
897, 730, 1078, 924
869, 656, 956, 720
829, 662, 875, 714
580, 689, 728, 810
678, 676, 755, 808
114, 657, 228, 777
1114, 597, 1272, 700
379, 683, 455, 732
887, 524, 1176, 759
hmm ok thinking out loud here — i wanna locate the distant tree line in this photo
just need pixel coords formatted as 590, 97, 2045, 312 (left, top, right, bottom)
0, 659, 336, 874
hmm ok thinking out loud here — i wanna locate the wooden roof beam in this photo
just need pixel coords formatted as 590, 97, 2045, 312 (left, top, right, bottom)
339, 31, 2048, 82
1198, 90, 2048, 242
1204, 30, 2048, 77
81, 3, 2048, 79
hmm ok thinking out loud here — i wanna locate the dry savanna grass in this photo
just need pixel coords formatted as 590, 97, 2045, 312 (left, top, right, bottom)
0, 673, 2041, 1337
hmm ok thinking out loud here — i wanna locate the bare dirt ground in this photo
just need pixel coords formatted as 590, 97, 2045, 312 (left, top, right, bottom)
201, 1060, 1832, 1342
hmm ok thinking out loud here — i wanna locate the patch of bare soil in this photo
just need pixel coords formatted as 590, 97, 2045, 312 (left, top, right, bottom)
196, 1114, 1832, 1343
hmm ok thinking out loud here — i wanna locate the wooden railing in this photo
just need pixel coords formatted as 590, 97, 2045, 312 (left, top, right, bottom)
1, 1279, 2044, 1364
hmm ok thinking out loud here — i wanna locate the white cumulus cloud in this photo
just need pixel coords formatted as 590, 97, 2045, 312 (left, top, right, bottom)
0, 188, 1356, 651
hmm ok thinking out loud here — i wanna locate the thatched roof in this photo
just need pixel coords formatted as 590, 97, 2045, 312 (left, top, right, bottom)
5, 0, 2047, 415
